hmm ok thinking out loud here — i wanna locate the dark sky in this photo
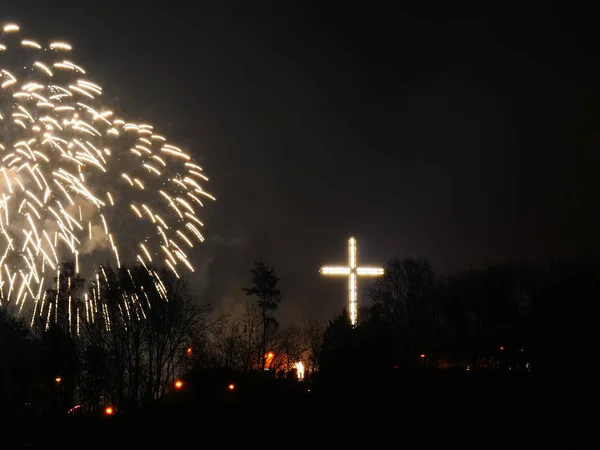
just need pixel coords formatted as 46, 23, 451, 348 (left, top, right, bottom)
4, 1, 600, 325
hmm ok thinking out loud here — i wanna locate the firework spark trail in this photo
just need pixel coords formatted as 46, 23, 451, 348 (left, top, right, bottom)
0, 23, 214, 330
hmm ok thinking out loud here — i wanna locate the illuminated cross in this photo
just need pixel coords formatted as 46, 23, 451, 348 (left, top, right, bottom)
320, 236, 384, 326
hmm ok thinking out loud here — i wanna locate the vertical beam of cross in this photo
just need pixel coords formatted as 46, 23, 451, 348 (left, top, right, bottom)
320, 237, 384, 326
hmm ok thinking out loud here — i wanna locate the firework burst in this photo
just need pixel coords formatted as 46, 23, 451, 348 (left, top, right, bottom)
0, 22, 214, 329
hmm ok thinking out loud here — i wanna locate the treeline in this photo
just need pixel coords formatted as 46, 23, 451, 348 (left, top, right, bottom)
0, 256, 594, 416
0, 262, 214, 415
319, 256, 593, 379
0, 259, 321, 416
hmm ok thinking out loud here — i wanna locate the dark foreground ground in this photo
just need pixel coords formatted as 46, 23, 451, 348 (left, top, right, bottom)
5, 369, 583, 447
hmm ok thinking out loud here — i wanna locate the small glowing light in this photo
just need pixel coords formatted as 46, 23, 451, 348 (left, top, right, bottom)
228, 383, 235, 391
420, 354, 426, 358
104, 406, 114, 416
499, 346, 504, 351
174, 380, 183, 389
68, 404, 82, 414
186, 347, 192, 355
55, 376, 62, 383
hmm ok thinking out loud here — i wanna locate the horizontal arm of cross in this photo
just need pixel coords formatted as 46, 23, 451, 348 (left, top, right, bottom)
320, 266, 384, 276
320, 266, 350, 275
356, 267, 384, 276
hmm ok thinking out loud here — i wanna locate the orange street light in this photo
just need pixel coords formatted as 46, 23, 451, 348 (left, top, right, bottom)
420, 354, 426, 359
174, 380, 183, 389
104, 406, 114, 416
228, 383, 235, 391
54, 376, 62, 384
186, 347, 193, 357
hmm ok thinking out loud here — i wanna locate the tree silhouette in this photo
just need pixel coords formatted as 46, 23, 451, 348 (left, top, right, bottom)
80, 265, 213, 410
438, 261, 540, 362
317, 310, 355, 382
302, 317, 324, 375
366, 257, 437, 362
242, 259, 283, 370
0, 308, 38, 411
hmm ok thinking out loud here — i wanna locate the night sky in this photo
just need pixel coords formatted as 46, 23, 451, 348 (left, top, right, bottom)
4, 1, 599, 325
